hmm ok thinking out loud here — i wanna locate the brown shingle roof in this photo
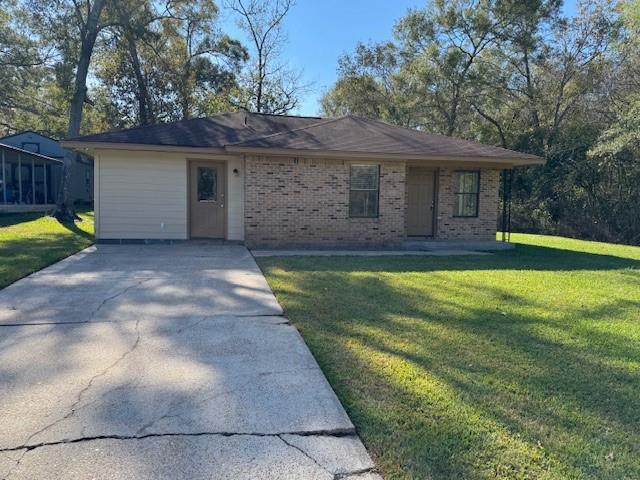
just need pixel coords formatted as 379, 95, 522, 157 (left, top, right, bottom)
65, 112, 544, 164
227, 116, 543, 162
66, 112, 322, 148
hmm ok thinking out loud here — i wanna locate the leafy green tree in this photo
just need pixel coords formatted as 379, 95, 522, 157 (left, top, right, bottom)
96, 0, 246, 125
0, 0, 46, 133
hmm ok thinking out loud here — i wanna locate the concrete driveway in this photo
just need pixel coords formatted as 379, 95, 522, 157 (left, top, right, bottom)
0, 244, 380, 479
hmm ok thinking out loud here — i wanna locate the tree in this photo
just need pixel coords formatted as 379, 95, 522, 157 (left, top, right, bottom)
224, 0, 306, 114
97, 0, 246, 125
104, 0, 159, 126
0, 1, 46, 133
321, 42, 413, 125
25, 0, 109, 220
584, 1, 640, 244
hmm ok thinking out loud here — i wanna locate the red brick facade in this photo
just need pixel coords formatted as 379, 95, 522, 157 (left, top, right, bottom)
435, 168, 501, 241
243, 156, 500, 247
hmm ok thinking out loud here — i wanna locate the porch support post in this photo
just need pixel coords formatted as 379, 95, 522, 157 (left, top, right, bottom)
18, 153, 22, 204
501, 169, 507, 242
507, 169, 513, 242
1, 149, 5, 204
501, 169, 513, 242
44, 162, 48, 204
32, 157, 35, 205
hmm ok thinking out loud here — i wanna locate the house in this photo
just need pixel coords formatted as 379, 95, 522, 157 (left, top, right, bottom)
0, 142, 63, 213
63, 112, 544, 247
0, 130, 93, 209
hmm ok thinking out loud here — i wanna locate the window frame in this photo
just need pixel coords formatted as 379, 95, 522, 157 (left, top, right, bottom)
453, 170, 480, 218
349, 164, 380, 218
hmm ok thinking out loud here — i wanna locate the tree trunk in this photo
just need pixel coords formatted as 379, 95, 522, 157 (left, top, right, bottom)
55, 0, 106, 223
114, 0, 154, 126
125, 30, 153, 125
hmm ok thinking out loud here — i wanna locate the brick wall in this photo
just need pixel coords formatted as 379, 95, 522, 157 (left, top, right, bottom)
244, 156, 406, 247
435, 168, 501, 241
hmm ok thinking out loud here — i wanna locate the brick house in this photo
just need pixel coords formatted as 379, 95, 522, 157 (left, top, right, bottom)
63, 112, 543, 247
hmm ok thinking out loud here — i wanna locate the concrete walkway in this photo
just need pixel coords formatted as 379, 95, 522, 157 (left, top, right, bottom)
252, 249, 491, 257
0, 244, 380, 479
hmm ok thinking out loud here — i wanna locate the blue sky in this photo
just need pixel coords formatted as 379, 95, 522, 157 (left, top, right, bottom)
220, 1, 578, 116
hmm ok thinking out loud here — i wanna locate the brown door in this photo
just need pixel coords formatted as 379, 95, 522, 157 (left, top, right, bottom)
189, 161, 226, 238
407, 167, 436, 236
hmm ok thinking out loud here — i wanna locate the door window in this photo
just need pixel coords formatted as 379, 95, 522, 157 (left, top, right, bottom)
197, 167, 217, 202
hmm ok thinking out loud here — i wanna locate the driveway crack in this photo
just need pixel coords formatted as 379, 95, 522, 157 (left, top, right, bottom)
1, 430, 373, 479
278, 434, 334, 477
17, 317, 143, 447
0, 428, 356, 453
90, 279, 151, 319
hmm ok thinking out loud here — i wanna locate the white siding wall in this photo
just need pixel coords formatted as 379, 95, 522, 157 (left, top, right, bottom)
227, 156, 244, 240
97, 151, 188, 239
95, 149, 245, 241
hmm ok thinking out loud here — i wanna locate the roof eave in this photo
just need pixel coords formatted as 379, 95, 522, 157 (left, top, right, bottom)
224, 146, 546, 166
60, 141, 545, 166
61, 140, 228, 155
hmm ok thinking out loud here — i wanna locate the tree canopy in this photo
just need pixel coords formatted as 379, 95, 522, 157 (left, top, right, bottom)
0, 0, 305, 138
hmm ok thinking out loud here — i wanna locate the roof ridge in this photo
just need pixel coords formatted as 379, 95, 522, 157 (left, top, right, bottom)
0, 129, 61, 142
246, 111, 323, 120
226, 116, 345, 147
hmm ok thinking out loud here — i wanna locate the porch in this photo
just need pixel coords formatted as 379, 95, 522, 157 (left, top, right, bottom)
405, 165, 508, 243
0, 143, 61, 213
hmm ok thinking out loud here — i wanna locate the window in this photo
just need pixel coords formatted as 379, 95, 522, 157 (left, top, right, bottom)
454, 171, 480, 217
349, 164, 379, 217
197, 167, 217, 202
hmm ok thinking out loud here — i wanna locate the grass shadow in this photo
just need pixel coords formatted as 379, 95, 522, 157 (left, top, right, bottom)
60, 218, 94, 242
258, 239, 640, 479
0, 212, 49, 228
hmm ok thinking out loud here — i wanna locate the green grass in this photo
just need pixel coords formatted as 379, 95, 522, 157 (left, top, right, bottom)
0, 210, 94, 288
257, 234, 640, 480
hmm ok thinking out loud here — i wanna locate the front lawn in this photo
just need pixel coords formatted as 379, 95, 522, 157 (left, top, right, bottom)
0, 210, 94, 288
257, 234, 640, 480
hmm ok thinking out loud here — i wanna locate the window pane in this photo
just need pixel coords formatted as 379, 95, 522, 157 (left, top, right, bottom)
364, 190, 378, 216
350, 165, 378, 190
455, 193, 478, 216
349, 190, 378, 217
349, 165, 379, 217
349, 190, 365, 217
457, 172, 479, 194
470, 172, 478, 192
197, 167, 217, 201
